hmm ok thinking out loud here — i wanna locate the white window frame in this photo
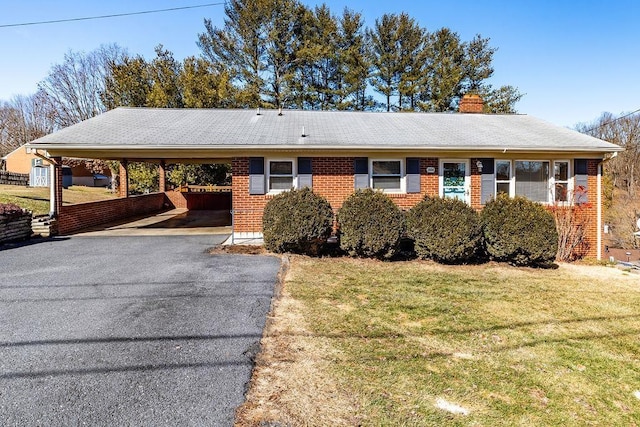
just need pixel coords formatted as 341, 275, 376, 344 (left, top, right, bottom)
370, 158, 405, 193
495, 159, 513, 197
552, 160, 571, 204
266, 158, 296, 194
439, 159, 471, 204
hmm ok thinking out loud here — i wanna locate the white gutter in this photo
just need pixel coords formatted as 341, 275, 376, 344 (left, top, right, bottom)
24, 143, 624, 153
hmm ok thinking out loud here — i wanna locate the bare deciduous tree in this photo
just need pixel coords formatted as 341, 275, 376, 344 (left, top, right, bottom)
38, 44, 126, 128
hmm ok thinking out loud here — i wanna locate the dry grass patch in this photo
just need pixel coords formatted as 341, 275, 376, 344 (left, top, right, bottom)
0, 184, 117, 215
238, 257, 640, 426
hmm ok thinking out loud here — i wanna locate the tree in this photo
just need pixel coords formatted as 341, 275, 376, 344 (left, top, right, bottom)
463, 34, 496, 93
38, 44, 126, 127
368, 14, 402, 112
420, 28, 466, 112
578, 112, 640, 248
0, 91, 55, 156
482, 85, 524, 114
198, 0, 307, 108
336, 8, 372, 110
167, 163, 230, 187
146, 45, 183, 108
102, 55, 151, 109
181, 57, 237, 108
395, 13, 427, 111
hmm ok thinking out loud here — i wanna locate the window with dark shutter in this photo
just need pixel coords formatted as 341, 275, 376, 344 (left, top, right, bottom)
574, 159, 589, 203
406, 158, 420, 193
298, 157, 312, 189
354, 157, 368, 189
249, 157, 265, 195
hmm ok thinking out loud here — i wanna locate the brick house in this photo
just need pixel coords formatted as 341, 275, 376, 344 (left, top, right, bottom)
26, 97, 621, 259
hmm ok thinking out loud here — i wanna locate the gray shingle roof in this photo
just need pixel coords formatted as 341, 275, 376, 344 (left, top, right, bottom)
29, 107, 620, 153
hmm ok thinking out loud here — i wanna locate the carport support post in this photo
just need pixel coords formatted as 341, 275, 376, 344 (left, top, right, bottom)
49, 156, 63, 217
158, 160, 166, 192
119, 160, 129, 198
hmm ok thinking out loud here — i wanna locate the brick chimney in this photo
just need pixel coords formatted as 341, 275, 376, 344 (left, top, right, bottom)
459, 94, 484, 113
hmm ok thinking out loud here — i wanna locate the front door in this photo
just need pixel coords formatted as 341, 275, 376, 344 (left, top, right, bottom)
441, 161, 469, 203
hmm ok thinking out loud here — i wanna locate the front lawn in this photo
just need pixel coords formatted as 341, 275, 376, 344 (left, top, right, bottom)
0, 184, 117, 215
238, 258, 640, 426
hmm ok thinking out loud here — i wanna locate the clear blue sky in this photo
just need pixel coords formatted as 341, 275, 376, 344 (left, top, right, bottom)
0, 0, 637, 128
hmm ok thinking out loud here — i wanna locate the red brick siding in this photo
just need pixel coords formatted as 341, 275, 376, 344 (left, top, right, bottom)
58, 193, 166, 235
232, 157, 439, 232
232, 156, 601, 259
584, 159, 599, 258
165, 191, 231, 210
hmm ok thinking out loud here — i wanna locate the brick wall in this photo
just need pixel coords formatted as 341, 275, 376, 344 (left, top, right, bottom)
232, 156, 602, 259
232, 156, 440, 232
585, 159, 600, 258
58, 193, 166, 235
165, 191, 231, 210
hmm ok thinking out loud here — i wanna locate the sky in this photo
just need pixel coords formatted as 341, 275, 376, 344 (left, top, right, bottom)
0, 0, 638, 128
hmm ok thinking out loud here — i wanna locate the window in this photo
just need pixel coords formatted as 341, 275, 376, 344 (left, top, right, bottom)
268, 160, 294, 192
515, 161, 549, 202
495, 160, 511, 196
554, 161, 570, 202
371, 160, 402, 192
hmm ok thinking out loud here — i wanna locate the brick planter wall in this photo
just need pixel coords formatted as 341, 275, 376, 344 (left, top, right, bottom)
0, 212, 32, 243
164, 191, 231, 210
58, 193, 166, 235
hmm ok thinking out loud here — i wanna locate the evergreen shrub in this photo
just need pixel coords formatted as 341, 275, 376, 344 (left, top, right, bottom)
262, 187, 334, 255
337, 189, 404, 259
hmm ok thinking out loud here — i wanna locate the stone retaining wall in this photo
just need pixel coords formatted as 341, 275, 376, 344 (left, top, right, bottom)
0, 212, 32, 243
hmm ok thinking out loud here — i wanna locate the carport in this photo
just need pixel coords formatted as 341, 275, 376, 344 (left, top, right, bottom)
26, 123, 235, 236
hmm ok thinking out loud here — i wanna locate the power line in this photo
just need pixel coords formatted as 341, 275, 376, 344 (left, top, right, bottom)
583, 108, 640, 133
0, 3, 225, 28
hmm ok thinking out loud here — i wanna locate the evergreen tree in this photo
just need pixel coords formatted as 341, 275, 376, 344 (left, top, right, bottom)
147, 45, 183, 108
421, 28, 466, 112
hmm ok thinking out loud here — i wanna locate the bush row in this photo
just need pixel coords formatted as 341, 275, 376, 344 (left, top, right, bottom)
262, 189, 558, 266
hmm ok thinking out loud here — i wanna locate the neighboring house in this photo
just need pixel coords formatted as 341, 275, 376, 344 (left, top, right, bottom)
3, 144, 111, 187
3, 144, 51, 187
26, 95, 622, 259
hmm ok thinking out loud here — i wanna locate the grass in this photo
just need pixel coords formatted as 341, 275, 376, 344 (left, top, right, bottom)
0, 184, 117, 215
238, 257, 640, 426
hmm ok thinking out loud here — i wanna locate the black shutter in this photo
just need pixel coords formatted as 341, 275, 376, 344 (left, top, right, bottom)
406, 158, 420, 193
298, 157, 312, 189
480, 158, 495, 204
354, 157, 369, 189
574, 159, 588, 203
249, 157, 265, 195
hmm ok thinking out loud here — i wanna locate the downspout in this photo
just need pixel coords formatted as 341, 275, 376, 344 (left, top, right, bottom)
597, 152, 618, 260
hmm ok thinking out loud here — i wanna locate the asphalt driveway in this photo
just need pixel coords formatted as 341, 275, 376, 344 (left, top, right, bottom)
0, 235, 280, 426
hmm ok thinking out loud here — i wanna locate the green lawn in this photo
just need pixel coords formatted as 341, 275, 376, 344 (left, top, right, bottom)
0, 184, 117, 215
241, 257, 640, 426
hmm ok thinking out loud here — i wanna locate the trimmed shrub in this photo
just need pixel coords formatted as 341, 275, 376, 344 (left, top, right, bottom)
337, 189, 404, 259
262, 187, 334, 255
481, 194, 558, 266
406, 196, 483, 264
